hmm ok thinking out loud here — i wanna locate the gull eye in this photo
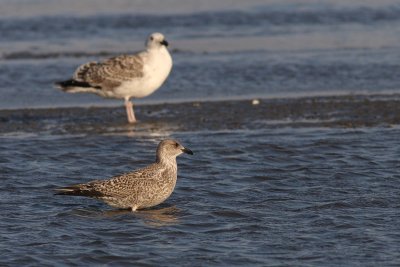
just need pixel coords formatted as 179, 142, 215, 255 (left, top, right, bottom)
150, 36, 154, 41
175, 143, 179, 148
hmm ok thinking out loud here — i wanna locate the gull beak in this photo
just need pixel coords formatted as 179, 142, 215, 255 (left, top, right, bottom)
181, 147, 193, 155
160, 40, 169, 47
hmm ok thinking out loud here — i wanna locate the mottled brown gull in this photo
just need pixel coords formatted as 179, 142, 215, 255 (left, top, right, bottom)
55, 32, 173, 123
55, 140, 193, 211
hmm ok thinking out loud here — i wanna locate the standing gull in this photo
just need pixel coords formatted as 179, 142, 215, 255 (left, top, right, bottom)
55, 140, 193, 211
55, 32, 173, 123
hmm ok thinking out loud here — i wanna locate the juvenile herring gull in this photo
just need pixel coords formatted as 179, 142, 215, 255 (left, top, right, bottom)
55, 32, 173, 123
55, 140, 193, 211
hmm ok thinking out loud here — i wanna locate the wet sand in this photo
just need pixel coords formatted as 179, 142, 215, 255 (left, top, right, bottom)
1, 94, 400, 137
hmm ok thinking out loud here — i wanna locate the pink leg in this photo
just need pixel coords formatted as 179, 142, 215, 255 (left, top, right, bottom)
124, 99, 136, 123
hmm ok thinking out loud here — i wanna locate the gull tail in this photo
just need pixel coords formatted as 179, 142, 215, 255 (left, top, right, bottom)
54, 184, 104, 198
54, 79, 100, 93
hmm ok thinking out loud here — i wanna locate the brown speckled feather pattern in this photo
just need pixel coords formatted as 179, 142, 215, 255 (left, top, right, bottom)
73, 54, 144, 90
56, 140, 193, 211
96, 162, 176, 209
63, 162, 177, 210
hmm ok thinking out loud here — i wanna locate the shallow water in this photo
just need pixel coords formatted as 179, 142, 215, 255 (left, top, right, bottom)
1, 0, 400, 266
1, 96, 400, 266
1, 129, 400, 266
2, 0, 400, 108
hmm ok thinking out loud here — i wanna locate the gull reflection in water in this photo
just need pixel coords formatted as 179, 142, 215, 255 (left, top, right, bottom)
72, 205, 180, 227
133, 206, 180, 227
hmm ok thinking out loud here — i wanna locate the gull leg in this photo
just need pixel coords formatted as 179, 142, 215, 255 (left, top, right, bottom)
130, 101, 137, 123
124, 99, 136, 123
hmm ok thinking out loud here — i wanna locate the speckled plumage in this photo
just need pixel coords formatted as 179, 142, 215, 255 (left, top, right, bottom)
72, 55, 145, 90
56, 140, 193, 211
55, 32, 173, 123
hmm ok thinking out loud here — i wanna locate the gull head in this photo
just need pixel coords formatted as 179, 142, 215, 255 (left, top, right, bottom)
146, 32, 169, 50
156, 139, 193, 162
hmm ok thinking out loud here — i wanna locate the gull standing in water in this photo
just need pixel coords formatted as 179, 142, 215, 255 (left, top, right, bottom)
55, 140, 193, 211
55, 32, 173, 123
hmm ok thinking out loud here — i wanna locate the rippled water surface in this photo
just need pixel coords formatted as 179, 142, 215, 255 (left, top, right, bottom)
1, 128, 400, 266
1, 0, 400, 266
1, 97, 400, 266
